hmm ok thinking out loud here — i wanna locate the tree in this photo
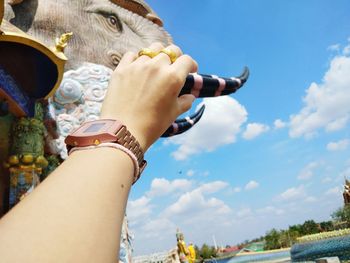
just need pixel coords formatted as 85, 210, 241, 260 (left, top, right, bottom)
278, 230, 291, 248
264, 229, 281, 250
198, 243, 216, 260
194, 245, 200, 260
287, 228, 300, 244
332, 205, 350, 227
301, 220, 319, 235
319, 221, 334, 231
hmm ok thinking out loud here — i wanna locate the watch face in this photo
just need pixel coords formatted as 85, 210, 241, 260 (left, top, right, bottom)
83, 122, 106, 133
77, 120, 115, 135
65, 119, 124, 147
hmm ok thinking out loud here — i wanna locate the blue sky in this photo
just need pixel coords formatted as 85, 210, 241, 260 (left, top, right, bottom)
127, 0, 350, 255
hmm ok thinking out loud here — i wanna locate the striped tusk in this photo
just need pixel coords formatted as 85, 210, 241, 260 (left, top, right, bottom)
179, 67, 249, 98
161, 104, 205, 137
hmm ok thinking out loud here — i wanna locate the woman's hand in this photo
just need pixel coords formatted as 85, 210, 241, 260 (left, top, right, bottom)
100, 43, 198, 151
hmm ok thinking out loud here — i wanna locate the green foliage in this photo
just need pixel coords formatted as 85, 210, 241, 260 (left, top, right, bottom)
233, 205, 348, 253
209, 206, 347, 256
302, 220, 319, 235
197, 243, 216, 260
319, 220, 334, 232
263, 219, 336, 250
194, 245, 200, 259
288, 228, 300, 243
264, 229, 281, 250
331, 205, 350, 227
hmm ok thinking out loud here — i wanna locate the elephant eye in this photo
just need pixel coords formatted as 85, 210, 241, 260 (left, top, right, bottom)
90, 8, 123, 32
108, 15, 117, 26
106, 14, 123, 31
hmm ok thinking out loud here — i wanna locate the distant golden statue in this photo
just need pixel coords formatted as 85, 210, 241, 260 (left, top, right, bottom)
188, 242, 196, 263
176, 229, 190, 263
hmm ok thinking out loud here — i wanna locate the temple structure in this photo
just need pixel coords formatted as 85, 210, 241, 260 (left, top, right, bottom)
0, 0, 69, 211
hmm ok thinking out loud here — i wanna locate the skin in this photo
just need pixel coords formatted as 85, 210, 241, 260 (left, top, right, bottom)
0, 43, 197, 263
4, 0, 172, 69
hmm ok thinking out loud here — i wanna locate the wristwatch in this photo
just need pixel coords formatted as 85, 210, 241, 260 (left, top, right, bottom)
65, 119, 147, 175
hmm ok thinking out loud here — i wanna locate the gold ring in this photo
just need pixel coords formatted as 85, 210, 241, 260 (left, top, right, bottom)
159, 48, 177, 63
138, 48, 157, 58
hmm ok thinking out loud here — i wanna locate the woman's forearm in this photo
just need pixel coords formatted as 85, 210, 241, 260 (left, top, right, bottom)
0, 147, 133, 263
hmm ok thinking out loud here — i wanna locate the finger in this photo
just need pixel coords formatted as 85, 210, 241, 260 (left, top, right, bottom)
136, 42, 164, 63
154, 44, 183, 65
177, 94, 196, 116
117, 51, 138, 69
171, 54, 198, 79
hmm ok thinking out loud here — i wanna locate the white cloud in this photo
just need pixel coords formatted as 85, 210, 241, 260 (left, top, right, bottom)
140, 218, 176, 239
289, 48, 350, 138
274, 119, 287, 129
305, 196, 317, 203
186, 170, 195, 177
233, 187, 241, 193
344, 45, 350, 56
244, 180, 259, 190
147, 178, 192, 197
297, 161, 319, 180
256, 206, 284, 216
236, 208, 253, 218
325, 186, 342, 196
327, 44, 340, 52
167, 96, 247, 160
130, 178, 342, 255
242, 123, 270, 140
164, 183, 231, 217
197, 181, 228, 194
128, 179, 233, 254
327, 139, 350, 151
279, 185, 306, 201
127, 196, 153, 225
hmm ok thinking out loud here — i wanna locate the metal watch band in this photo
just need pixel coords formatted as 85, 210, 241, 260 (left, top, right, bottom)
115, 126, 147, 173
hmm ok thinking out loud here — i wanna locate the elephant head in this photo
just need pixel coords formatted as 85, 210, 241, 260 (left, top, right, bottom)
4, 0, 172, 69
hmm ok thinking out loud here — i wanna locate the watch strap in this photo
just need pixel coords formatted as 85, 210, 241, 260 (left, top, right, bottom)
114, 126, 146, 173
